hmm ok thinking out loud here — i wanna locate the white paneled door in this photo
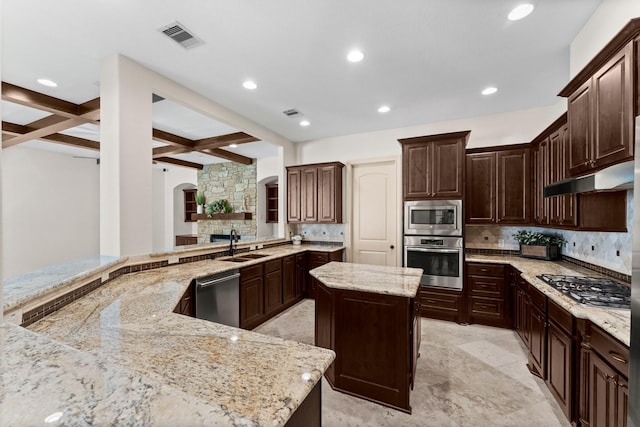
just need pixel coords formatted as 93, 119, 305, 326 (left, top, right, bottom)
352, 160, 398, 266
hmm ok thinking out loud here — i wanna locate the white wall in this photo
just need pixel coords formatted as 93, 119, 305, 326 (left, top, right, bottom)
570, 0, 640, 77
2, 146, 100, 279
152, 168, 166, 251
172, 183, 197, 238
161, 166, 197, 250
299, 102, 566, 164
257, 154, 284, 238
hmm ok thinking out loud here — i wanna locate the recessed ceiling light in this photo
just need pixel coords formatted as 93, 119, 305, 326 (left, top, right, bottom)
300, 120, 310, 127
347, 50, 364, 63
482, 87, 498, 95
242, 80, 257, 90
377, 105, 391, 113
229, 144, 238, 148
508, 4, 534, 21
37, 78, 57, 87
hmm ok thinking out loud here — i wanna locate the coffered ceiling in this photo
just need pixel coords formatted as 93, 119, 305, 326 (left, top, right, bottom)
2, 0, 602, 162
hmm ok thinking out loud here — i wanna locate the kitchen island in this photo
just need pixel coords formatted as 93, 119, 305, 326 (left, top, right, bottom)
310, 262, 422, 413
3, 246, 341, 426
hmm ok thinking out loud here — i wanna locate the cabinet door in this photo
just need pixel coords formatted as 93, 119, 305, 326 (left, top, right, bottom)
411, 306, 421, 389
592, 43, 634, 169
282, 255, 296, 305
547, 321, 573, 420
534, 139, 550, 225
295, 254, 307, 297
264, 268, 283, 316
616, 376, 628, 427
240, 276, 264, 329
432, 139, 464, 198
465, 153, 496, 223
301, 167, 318, 222
287, 169, 302, 223
528, 304, 546, 378
589, 352, 617, 427
560, 124, 578, 227
497, 149, 530, 224
515, 283, 530, 348
568, 80, 593, 177
318, 165, 342, 223
549, 130, 563, 225
403, 143, 433, 199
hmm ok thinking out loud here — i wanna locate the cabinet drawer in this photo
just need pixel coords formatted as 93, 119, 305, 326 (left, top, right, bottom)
470, 297, 505, 320
308, 252, 330, 263
241, 263, 264, 280
419, 289, 462, 313
264, 258, 282, 274
329, 249, 344, 262
466, 263, 505, 277
468, 276, 505, 298
548, 298, 573, 334
591, 325, 629, 378
529, 285, 547, 311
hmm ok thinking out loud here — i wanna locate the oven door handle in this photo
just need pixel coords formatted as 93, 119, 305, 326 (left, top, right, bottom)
406, 247, 461, 253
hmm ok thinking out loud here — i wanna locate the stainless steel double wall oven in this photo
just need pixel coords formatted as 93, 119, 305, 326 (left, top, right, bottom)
403, 200, 463, 290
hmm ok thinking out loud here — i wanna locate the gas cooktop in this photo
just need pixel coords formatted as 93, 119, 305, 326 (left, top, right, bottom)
537, 274, 631, 309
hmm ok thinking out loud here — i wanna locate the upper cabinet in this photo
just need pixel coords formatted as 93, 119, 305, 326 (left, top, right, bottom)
559, 20, 640, 178
466, 146, 530, 225
286, 162, 344, 224
398, 131, 469, 200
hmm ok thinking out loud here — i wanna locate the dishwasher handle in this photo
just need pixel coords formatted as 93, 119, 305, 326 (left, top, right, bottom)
197, 273, 241, 288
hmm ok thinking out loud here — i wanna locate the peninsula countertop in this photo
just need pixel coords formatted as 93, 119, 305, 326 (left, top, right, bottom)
309, 262, 423, 298
466, 254, 631, 346
4, 245, 343, 426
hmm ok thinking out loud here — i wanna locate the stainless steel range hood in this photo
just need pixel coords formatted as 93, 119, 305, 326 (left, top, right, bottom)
543, 160, 634, 197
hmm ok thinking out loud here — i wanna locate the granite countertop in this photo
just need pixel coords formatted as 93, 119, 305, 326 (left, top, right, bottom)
466, 254, 631, 346
2, 244, 346, 426
310, 262, 423, 298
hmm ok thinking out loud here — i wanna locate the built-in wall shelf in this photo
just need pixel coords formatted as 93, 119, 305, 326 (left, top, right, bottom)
191, 213, 253, 221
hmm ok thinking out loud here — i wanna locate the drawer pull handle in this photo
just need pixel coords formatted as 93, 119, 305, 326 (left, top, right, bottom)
609, 352, 628, 364
480, 269, 488, 272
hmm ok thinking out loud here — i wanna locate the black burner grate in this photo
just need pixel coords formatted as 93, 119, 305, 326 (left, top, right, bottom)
537, 274, 631, 309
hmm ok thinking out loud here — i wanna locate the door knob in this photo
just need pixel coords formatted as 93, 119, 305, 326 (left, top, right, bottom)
390, 245, 395, 249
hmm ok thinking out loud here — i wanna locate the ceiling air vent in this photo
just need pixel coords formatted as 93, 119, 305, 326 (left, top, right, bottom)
283, 108, 303, 118
159, 21, 204, 49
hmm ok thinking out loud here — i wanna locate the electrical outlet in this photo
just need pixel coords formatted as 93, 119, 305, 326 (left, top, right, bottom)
257, 244, 264, 249
484, 236, 489, 241
102, 272, 110, 282
616, 250, 620, 256
591, 245, 595, 251
168, 256, 179, 264
498, 239, 505, 248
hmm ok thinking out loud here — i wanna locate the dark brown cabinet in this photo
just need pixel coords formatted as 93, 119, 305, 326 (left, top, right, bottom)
266, 183, 278, 223
315, 284, 418, 413
399, 131, 469, 200
527, 285, 547, 379
282, 255, 296, 305
546, 299, 575, 421
418, 287, 464, 323
240, 263, 265, 330
287, 162, 344, 223
562, 41, 634, 178
175, 235, 197, 246
465, 146, 530, 225
465, 262, 511, 328
264, 259, 283, 316
183, 189, 197, 222
514, 275, 530, 348
295, 253, 307, 298
532, 138, 549, 225
173, 281, 195, 317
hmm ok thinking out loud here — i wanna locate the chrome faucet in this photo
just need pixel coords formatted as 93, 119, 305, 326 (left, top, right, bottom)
229, 229, 239, 257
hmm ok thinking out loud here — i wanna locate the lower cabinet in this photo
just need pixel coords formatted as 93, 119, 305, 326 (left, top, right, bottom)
306, 249, 344, 299
514, 275, 531, 348
264, 259, 283, 317
465, 263, 510, 328
283, 255, 297, 305
547, 322, 574, 420
528, 298, 547, 379
240, 263, 265, 330
295, 253, 307, 298
173, 281, 195, 317
417, 287, 464, 323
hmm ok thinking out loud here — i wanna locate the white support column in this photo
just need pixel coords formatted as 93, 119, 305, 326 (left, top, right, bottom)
100, 55, 153, 257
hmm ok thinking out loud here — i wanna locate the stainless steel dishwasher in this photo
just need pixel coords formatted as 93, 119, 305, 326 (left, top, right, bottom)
195, 269, 240, 327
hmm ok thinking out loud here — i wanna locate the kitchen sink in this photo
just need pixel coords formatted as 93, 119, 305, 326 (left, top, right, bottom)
240, 253, 268, 259
221, 257, 252, 263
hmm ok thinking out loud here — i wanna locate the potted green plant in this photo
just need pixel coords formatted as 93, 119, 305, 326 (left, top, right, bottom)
207, 199, 233, 217
513, 230, 566, 260
195, 191, 205, 214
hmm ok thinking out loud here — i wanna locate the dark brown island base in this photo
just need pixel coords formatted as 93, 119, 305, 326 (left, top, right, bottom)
310, 262, 423, 413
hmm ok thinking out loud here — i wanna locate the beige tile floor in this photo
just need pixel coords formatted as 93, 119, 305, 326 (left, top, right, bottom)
255, 299, 571, 427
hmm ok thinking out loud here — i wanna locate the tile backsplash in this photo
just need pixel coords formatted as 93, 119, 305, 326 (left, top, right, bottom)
290, 224, 345, 243
465, 190, 633, 275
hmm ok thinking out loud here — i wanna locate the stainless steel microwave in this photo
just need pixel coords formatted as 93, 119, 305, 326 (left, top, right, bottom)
404, 200, 462, 236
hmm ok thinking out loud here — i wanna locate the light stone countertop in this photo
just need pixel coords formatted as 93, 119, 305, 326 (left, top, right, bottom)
3, 244, 346, 426
310, 262, 423, 298
466, 254, 631, 346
